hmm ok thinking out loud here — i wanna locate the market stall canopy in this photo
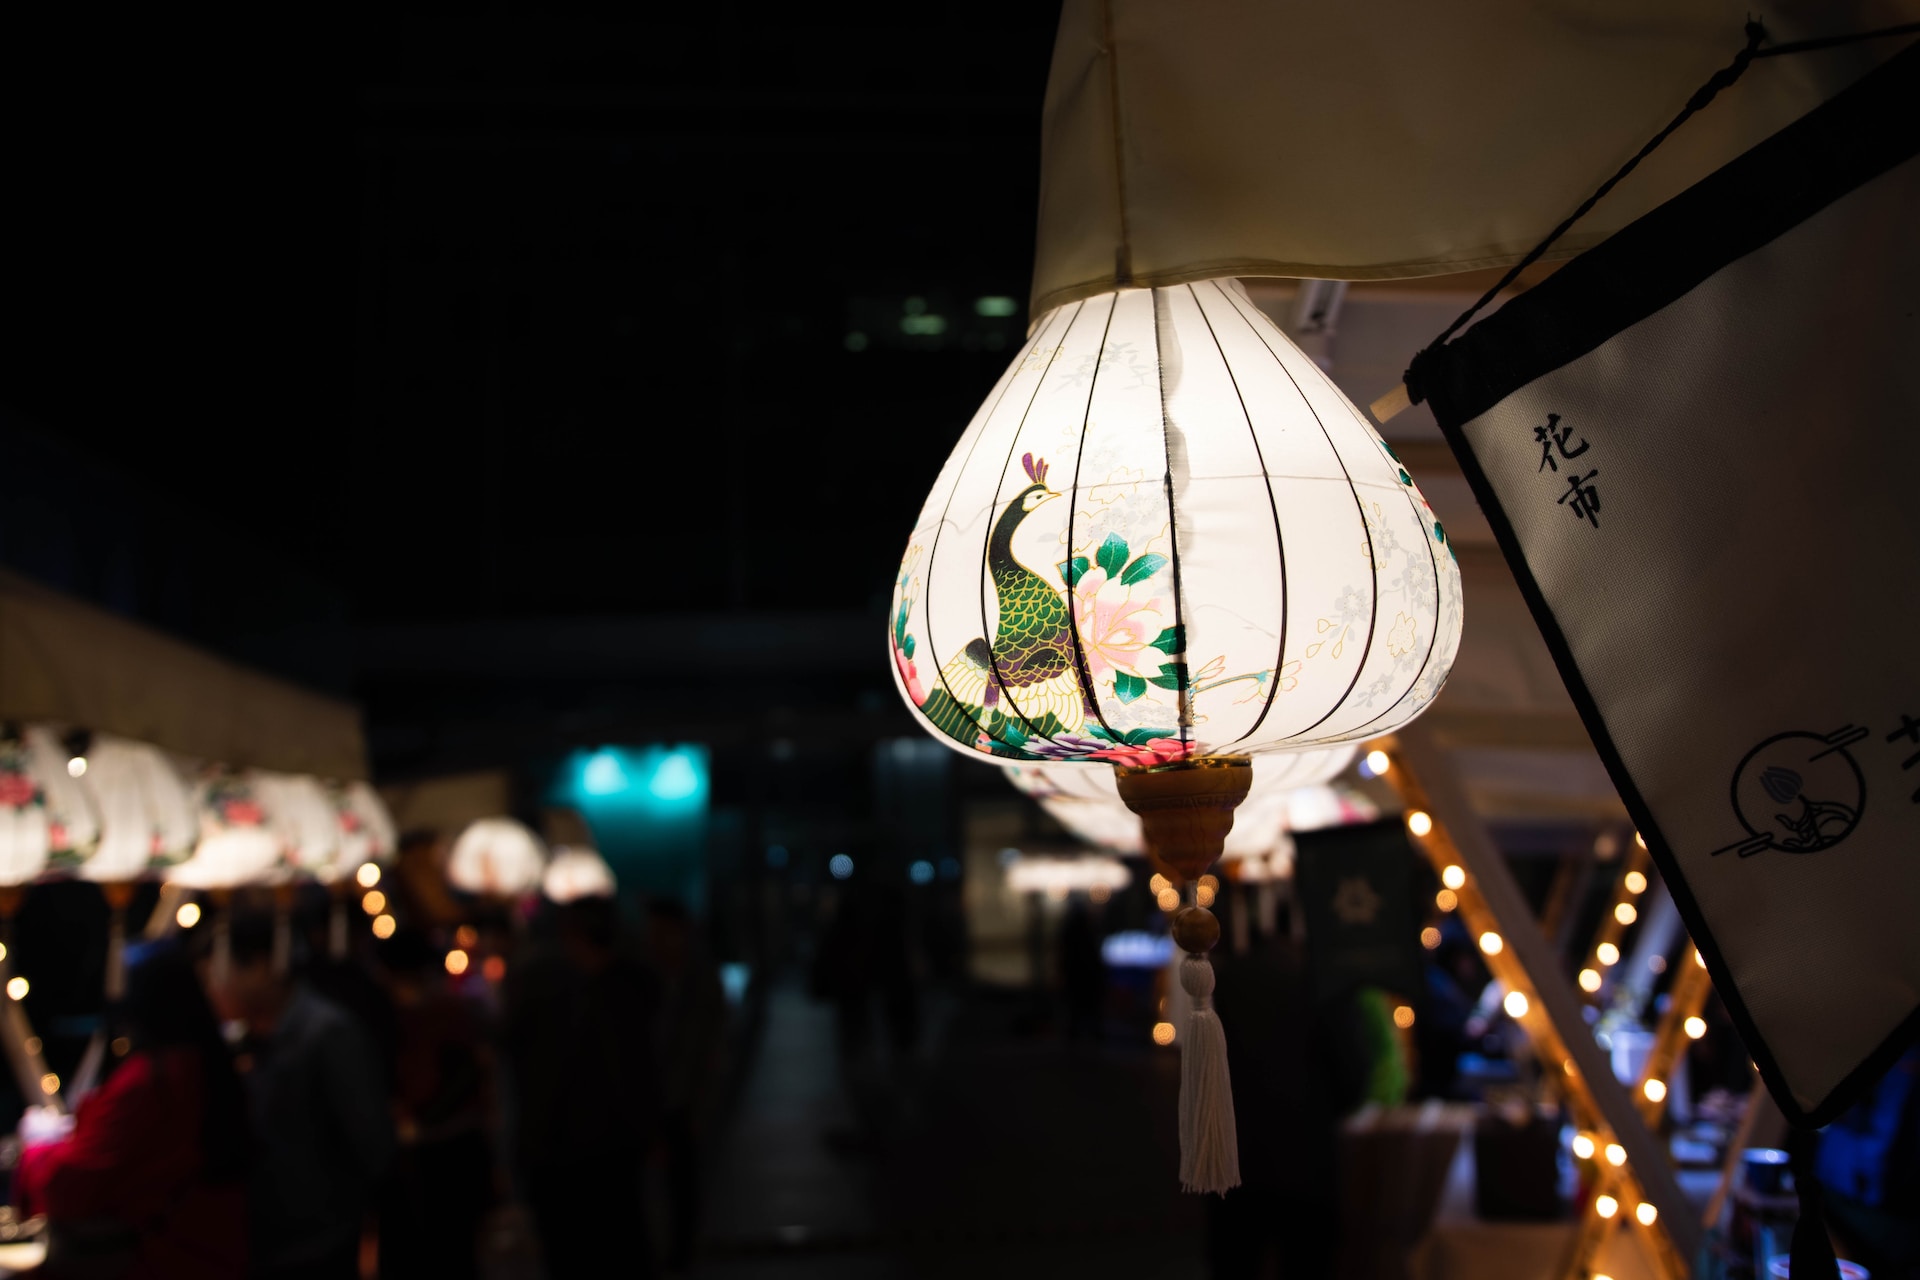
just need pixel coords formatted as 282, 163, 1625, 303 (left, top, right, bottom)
0, 570, 365, 780
1032, 0, 1917, 313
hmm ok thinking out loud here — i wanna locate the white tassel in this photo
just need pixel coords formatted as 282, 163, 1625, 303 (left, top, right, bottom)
1177, 952, 1240, 1194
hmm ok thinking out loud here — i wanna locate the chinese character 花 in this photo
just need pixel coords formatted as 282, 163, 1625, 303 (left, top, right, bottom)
1534, 413, 1590, 473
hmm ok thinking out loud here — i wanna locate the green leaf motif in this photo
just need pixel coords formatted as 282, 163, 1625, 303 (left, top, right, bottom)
902, 634, 915, 660
1058, 556, 1090, 587
1113, 672, 1146, 704
893, 603, 910, 645
1149, 626, 1183, 655
1120, 553, 1167, 586
1432, 520, 1446, 544
1149, 664, 1186, 691
1096, 532, 1130, 581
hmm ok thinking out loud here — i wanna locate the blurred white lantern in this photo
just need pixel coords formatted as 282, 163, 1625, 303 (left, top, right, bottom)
78, 736, 196, 883
0, 726, 101, 885
1005, 744, 1356, 866
330, 781, 397, 883
542, 846, 617, 903
166, 770, 286, 890
448, 818, 548, 898
1004, 854, 1131, 895
251, 773, 341, 881
891, 281, 1460, 766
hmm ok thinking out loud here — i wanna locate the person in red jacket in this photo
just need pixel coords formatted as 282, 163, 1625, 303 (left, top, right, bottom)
14, 940, 250, 1279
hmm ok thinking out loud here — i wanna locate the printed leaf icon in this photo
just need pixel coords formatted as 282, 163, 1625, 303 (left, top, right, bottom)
1120, 553, 1167, 586
1149, 664, 1185, 691
1058, 556, 1090, 587
1113, 672, 1147, 704
1096, 533, 1130, 581
902, 635, 915, 660
1149, 626, 1183, 655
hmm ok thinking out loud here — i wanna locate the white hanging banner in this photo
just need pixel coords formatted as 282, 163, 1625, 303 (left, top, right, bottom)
1413, 39, 1920, 1124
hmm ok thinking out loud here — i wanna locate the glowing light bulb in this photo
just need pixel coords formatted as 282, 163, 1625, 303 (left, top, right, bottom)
1606, 1143, 1626, 1167
1635, 1202, 1658, 1226
1157, 888, 1180, 912
1198, 874, 1219, 892
1478, 931, 1503, 956
1571, 1134, 1595, 1160
1503, 990, 1529, 1018
67, 756, 87, 778
455, 926, 479, 950
176, 902, 202, 929
1406, 811, 1433, 837
1614, 902, 1638, 926
1195, 884, 1216, 908
1578, 968, 1602, 993
1149, 873, 1170, 895
372, 914, 397, 939
445, 949, 470, 976
1441, 865, 1466, 890
1643, 1078, 1667, 1103
362, 890, 387, 916
1152, 1022, 1176, 1046
6, 977, 27, 1000
1393, 1005, 1415, 1029
1684, 1016, 1707, 1040
1596, 942, 1620, 967
1623, 870, 1647, 894
1420, 927, 1441, 949
1435, 889, 1458, 912
1365, 749, 1391, 776
356, 862, 382, 889
40, 1073, 58, 1094
1595, 1195, 1618, 1219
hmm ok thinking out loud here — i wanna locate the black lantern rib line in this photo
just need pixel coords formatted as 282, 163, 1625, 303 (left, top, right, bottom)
1150, 287, 1194, 748
925, 305, 1075, 754
1220, 285, 1377, 743
1064, 294, 1124, 747
1187, 281, 1288, 753
976, 301, 1087, 751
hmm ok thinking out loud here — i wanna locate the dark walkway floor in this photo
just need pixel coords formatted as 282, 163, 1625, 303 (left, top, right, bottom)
695, 975, 1206, 1280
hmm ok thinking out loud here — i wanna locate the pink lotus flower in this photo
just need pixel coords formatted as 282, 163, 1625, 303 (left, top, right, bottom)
0, 774, 36, 808
1072, 588, 1163, 678
893, 645, 927, 706
1086, 737, 1196, 769
223, 800, 264, 826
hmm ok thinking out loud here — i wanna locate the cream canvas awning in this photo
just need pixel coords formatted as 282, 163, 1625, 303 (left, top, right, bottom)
0, 569, 366, 780
1033, 0, 1917, 313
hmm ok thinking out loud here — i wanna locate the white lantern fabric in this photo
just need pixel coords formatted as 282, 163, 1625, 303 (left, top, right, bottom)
0, 726, 100, 884
166, 770, 287, 889
541, 846, 617, 903
1004, 854, 1131, 895
330, 781, 397, 884
79, 735, 197, 882
251, 773, 341, 881
447, 818, 547, 898
892, 282, 1460, 767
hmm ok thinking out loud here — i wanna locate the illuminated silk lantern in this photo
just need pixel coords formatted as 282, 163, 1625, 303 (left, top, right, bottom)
542, 846, 618, 904
167, 768, 290, 983
894, 281, 1461, 1193
447, 817, 548, 900
327, 781, 397, 955
76, 735, 197, 998
0, 725, 100, 892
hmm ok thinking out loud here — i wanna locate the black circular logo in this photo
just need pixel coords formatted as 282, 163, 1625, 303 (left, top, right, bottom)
1728, 731, 1865, 854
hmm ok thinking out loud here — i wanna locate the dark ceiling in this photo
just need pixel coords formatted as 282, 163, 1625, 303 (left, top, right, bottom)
1, 3, 1061, 623
2, 4, 1066, 782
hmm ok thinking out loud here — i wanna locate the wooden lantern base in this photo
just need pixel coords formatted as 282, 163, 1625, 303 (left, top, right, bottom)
1113, 755, 1252, 884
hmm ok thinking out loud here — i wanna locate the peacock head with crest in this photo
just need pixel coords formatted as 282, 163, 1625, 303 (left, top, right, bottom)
1010, 452, 1060, 516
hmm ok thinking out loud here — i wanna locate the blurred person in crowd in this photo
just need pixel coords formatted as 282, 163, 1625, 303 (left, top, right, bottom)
374, 927, 497, 1280
1205, 922, 1374, 1280
207, 912, 394, 1280
1059, 896, 1106, 1045
503, 895, 660, 1280
1413, 922, 1480, 1099
14, 940, 249, 1278
646, 900, 726, 1276
1816, 1043, 1920, 1279
293, 888, 397, 1088
811, 869, 918, 1146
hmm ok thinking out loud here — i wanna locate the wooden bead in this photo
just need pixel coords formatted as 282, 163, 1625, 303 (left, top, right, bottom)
1172, 905, 1221, 954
